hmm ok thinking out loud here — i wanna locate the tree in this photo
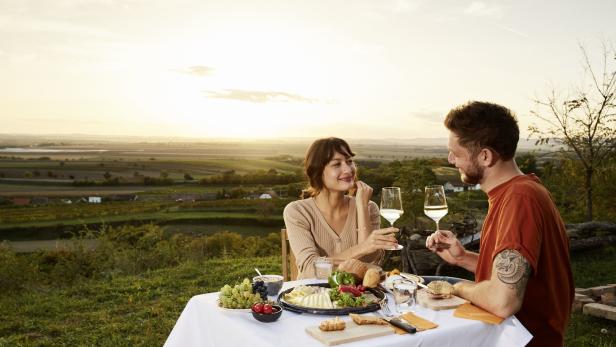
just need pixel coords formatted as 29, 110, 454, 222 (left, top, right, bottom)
103, 171, 112, 180
529, 41, 616, 221
184, 173, 194, 181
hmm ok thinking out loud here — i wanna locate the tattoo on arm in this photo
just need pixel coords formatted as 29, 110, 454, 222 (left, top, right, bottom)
494, 250, 531, 298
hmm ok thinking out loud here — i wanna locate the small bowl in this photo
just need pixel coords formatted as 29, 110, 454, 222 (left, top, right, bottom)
252, 305, 283, 323
253, 275, 284, 296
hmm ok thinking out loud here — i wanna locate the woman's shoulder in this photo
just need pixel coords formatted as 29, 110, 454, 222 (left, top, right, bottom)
284, 198, 315, 215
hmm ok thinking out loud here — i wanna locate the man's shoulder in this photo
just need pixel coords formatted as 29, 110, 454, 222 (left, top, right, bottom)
506, 175, 547, 196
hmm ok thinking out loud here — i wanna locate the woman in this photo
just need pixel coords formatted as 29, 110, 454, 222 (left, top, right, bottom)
283, 137, 399, 279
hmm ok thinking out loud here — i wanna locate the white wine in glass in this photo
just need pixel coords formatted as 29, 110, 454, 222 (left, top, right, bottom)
424, 185, 448, 230
380, 187, 404, 250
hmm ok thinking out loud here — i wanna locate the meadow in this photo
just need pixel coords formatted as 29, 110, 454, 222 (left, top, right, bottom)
0, 225, 614, 346
0, 138, 614, 346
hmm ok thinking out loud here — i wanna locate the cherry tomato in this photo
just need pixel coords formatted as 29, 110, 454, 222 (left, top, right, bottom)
252, 303, 264, 313
262, 303, 273, 314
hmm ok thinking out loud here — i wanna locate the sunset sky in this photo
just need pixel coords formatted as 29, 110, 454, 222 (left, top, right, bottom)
1, 0, 615, 140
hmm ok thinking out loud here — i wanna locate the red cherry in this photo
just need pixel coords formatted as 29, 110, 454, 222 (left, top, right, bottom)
262, 303, 273, 314
252, 303, 264, 313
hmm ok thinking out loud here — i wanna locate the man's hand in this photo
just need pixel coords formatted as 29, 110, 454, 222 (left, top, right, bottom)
425, 230, 466, 266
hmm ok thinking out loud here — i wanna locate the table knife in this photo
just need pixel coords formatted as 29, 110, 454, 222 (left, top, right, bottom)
378, 316, 417, 334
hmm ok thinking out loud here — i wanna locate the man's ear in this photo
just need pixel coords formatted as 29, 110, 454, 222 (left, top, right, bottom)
478, 148, 497, 167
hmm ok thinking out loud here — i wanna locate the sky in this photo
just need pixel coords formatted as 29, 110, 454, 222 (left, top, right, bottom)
1, 0, 615, 140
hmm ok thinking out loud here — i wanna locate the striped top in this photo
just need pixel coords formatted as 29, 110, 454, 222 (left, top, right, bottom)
283, 196, 383, 279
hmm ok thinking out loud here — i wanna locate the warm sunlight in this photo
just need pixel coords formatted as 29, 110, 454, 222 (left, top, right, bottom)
1, 1, 615, 139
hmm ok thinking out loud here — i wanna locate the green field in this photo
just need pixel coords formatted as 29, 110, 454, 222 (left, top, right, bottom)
0, 229, 614, 346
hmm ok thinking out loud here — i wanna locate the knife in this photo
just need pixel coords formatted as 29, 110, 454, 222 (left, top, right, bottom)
379, 315, 417, 334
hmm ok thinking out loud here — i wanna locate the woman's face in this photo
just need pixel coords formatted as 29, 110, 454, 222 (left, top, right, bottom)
321, 151, 356, 193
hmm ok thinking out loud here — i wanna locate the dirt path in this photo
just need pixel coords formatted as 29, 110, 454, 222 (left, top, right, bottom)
5, 239, 99, 253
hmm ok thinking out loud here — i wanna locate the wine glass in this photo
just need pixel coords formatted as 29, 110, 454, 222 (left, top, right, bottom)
424, 185, 448, 230
380, 187, 404, 250
380, 187, 403, 227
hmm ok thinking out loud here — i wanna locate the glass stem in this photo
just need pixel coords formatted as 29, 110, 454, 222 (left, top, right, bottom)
435, 221, 440, 231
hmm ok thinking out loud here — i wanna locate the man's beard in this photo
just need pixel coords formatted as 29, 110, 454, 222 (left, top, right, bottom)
460, 159, 484, 185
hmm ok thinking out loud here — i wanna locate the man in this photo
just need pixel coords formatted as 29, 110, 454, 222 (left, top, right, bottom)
426, 101, 573, 346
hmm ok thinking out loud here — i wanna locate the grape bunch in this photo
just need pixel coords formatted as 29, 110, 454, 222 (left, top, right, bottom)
252, 280, 268, 300
218, 278, 262, 309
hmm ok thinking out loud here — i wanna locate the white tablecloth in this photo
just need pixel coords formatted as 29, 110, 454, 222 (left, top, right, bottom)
164, 279, 532, 347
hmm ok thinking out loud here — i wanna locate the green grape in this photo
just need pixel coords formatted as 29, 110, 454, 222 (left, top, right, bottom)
242, 278, 250, 285
231, 288, 239, 296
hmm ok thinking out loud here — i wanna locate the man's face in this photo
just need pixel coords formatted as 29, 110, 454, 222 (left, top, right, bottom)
447, 132, 484, 185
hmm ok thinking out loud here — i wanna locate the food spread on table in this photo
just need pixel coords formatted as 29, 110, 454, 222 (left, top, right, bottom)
282, 269, 379, 309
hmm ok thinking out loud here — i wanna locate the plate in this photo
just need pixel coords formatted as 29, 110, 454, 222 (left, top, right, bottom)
422, 275, 465, 285
277, 283, 384, 315
399, 273, 425, 284
381, 273, 425, 292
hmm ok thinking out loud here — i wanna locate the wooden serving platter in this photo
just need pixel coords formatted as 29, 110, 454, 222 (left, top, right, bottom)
306, 318, 395, 346
416, 288, 468, 310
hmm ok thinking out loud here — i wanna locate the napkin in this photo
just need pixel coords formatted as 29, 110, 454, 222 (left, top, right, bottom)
453, 303, 504, 325
392, 312, 438, 334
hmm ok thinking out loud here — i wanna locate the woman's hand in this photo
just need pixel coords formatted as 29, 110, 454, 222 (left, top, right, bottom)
425, 230, 466, 265
355, 180, 373, 207
361, 227, 399, 254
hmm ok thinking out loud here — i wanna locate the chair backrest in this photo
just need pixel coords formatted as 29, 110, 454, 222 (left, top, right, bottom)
280, 229, 298, 281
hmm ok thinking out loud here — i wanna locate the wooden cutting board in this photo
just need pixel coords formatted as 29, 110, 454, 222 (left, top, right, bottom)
305, 318, 395, 346
416, 288, 468, 310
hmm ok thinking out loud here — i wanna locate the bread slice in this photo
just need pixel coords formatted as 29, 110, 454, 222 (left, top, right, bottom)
319, 317, 346, 331
349, 313, 388, 325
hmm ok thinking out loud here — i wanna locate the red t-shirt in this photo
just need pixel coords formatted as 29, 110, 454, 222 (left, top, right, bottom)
476, 174, 574, 347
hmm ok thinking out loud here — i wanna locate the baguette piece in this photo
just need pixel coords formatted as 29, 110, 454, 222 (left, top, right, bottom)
319, 317, 346, 331
349, 313, 388, 325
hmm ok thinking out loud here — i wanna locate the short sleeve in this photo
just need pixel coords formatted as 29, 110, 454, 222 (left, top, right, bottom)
492, 193, 543, 275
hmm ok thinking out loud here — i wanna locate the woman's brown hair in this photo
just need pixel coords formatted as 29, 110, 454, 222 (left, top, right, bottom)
301, 137, 356, 198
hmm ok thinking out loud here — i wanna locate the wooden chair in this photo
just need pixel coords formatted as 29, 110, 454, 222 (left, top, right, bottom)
280, 229, 298, 281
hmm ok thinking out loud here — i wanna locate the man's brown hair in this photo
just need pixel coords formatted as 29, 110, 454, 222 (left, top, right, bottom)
444, 101, 519, 160
302, 137, 355, 198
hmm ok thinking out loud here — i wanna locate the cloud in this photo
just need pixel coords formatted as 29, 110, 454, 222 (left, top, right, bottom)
176, 65, 215, 76
204, 89, 319, 104
463, 1, 503, 18
409, 110, 443, 123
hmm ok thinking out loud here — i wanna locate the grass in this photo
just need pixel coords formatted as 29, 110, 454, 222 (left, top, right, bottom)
0, 242, 614, 346
0, 256, 281, 347
566, 246, 616, 347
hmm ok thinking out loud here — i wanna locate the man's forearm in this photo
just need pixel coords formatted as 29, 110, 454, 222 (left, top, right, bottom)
454, 279, 520, 318
455, 250, 479, 273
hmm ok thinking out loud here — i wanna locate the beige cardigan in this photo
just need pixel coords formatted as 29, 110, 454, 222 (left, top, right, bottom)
283, 197, 384, 279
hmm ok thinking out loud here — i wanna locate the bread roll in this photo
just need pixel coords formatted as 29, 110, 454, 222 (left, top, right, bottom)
338, 259, 369, 280
362, 268, 381, 288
